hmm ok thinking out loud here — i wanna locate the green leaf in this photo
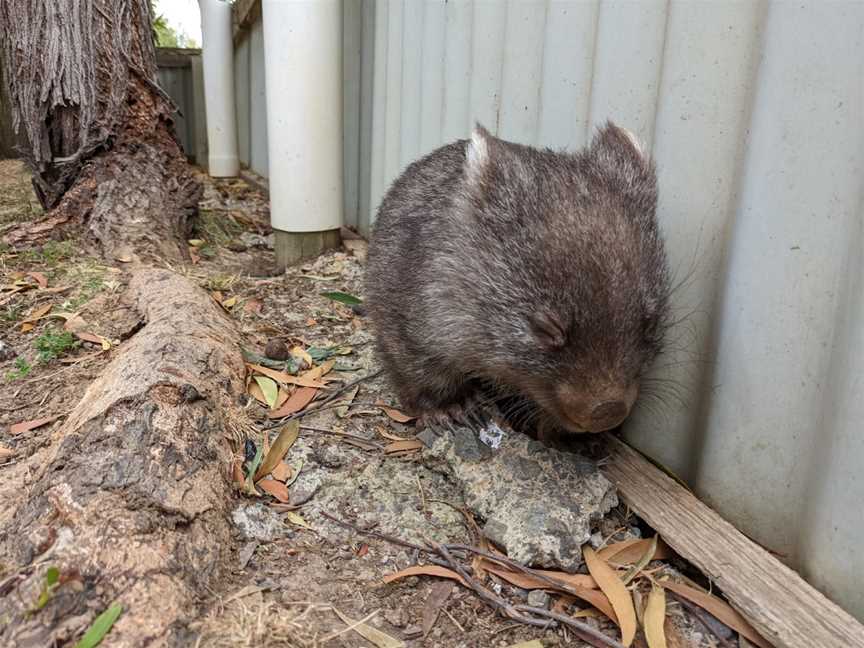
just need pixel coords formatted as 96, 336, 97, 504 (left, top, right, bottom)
45, 567, 59, 586
253, 375, 279, 409
74, 602, 123, 648
320, 291, 363, 306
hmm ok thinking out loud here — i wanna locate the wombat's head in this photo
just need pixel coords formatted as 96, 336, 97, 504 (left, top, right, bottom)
461, 122, 670, 433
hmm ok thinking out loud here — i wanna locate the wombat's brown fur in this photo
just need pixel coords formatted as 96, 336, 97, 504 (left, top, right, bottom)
365, 122, 670, 434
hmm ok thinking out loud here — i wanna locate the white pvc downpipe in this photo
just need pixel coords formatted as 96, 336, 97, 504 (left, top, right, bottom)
198, 0, 239, 177
262, 0, 343, 232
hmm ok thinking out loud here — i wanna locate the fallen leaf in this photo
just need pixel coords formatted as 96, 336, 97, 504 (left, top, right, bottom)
583, 546, 636, 646
10, 415, 61, 435
253, 375, 279, 409
188, 238, 205, 247
72, 601, 122, 648
27, 272, 48, 289
268, 387, 318, 418
222, 295, 237, 309
243, 298, 263, 314
254, 420, 300, 481
21, 303, 52, 324
246, 363, 327, 388
20, 322, 34, 333
274, 387, 290, 409
0, 446, 14, 459
331, 608, 404, 648
384, 439, 423, 454
480, 562, 615, 623
377, 426, 414, 442
336, 385, 359, 417
320, 291, 363, 306
644, 584, 667, 648
231, 460, 244, 486
283, 511, 311, 529
212, 291, 224, 303
356, 543, 369, 558
284, 460, 303, 487
422, 580, 452, 637
49, 311, 88, 333
478, 561, 597, 590
383, 565, 468, 588
290, 345, 313, 369
247, 380, 268, 406
258, 478, 290, 502
622, 535, 659, 584
271, 461, 292, 482
75, 332, 111, 350
660, 580, 771, 648
301, 358, 336, 381
604, 537, 672, 565
375, 401, 417, 423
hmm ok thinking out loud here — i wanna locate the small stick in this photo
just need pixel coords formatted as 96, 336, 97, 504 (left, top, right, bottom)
511, 605, 627, 648
416, 476, 428, 514
666, 591, 736, 648
320, 511, 428, 554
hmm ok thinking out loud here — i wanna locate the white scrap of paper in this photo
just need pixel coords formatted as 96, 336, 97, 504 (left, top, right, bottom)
479, 421, 505, 449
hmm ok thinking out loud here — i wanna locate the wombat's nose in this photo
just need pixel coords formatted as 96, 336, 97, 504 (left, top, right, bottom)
589, 400, 629, 430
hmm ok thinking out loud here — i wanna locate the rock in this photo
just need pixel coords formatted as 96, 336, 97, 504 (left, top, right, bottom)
418, 417, 618, 572
264, 339, 290, 361
0, 340, 15, 361
384, 607, 408, 628
240, 231, 274, 250
527, 589, 551, 609
226, 240, 248, 252
232, 504, 291, 541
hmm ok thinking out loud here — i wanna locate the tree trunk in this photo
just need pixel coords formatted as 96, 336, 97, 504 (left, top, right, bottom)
0, 270, 245, 647
0, 0, 199, 262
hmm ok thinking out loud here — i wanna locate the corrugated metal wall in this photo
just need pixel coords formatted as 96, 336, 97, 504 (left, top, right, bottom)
234, 21, 269, 178
359, 0, 864, 621
155, 48, 207, 165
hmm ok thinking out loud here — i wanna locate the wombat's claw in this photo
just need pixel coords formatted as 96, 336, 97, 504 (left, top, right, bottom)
417, 404, 468, 432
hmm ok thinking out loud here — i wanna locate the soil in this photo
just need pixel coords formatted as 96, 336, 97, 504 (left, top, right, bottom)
0, 160, 732, 648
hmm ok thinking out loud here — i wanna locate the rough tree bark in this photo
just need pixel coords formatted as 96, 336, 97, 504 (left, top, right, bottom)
0, 270, 246, 646
0, 0, 200, 261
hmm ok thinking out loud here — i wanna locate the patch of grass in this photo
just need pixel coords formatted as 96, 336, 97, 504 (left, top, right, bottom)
34, 328, 78, 363
5, 357, 32, 381
205, 273, 239, 292
0, 161, 42, 225
22, 240, 76, 266
194, 209, 244, 248
1, 304, 23, 323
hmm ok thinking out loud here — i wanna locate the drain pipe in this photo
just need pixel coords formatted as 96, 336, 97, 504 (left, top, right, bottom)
198, 0, 239, 177
262, 0, 343, 268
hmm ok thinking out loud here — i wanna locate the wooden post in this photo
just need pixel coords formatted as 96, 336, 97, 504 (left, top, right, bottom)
274, 229, 341, 269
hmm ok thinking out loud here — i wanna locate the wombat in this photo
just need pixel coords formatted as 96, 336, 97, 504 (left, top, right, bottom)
365, 122, 670, 435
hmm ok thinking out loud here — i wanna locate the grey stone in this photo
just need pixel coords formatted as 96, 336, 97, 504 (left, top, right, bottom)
0, 340, 15, 361
232, 504, 290, 541
421, 419, 618, 572
527, 589, 551, 609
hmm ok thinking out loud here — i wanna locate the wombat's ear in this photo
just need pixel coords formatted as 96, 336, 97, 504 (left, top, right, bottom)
592, 121, 649, 167
464, 123, 494, 187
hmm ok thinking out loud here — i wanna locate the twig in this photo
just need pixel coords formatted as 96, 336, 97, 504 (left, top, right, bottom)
510, 605, 627, 648
442, 607, 465, 633
320, 511, 428, 553
666, 591, 736, 648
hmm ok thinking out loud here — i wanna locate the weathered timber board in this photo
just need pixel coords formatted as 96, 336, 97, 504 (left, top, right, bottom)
602, 437, 864, 648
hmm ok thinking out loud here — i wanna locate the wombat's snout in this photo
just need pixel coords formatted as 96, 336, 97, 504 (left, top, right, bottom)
556, 383, 638, 433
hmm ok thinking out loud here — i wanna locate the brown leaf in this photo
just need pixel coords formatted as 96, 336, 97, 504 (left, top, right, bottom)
376, 426, 414, 442
21, 302, 52, 324
10, 415, 61, 435
212, 291, 224, 303
27, 272, 48, 289
231, 460, 244, 486
290, 346, 313, 369
422, 580, 452, 637
270, 461, 292, 482
258, 478, 291, 502
330, 607, 404, 648
644, 584, 667, 648
189, 247, 201, 264
247, 380, 268, 406
480, 561, 616, 623
255, 420, 300, 481
0, 445, 15, 459
356, 543, 369, 558
384, 439, 423, 454
246, 363, 327, 388
375, 401, 417, 423
58, 312, 87, 333
20, 322, 34, 333
268, 387, 318, 418
301, 358, 336, 381
243, 298, 263, 314
603, 537, 672, 565
660, 580, 772, 648
274, 387, 290, 409
75, 331, 111, 350
383, 565, 468, 588
583, 546, 637, 646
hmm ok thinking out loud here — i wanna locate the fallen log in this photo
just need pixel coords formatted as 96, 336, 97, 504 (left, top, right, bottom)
0, 269, 246, 647
602, 437, 864, 648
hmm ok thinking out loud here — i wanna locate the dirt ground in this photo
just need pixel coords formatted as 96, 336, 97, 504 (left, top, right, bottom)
0, 159, 738, 648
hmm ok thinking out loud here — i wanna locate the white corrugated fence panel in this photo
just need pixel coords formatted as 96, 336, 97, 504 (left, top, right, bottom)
361, 0, 864, 620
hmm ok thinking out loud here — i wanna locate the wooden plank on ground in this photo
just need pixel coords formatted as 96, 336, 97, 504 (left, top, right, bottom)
602, 436, 864, 648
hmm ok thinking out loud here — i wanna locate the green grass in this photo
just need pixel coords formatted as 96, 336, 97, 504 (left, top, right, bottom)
34, 328, 78, 363
5, 357, 32, 381
194, 209, 244, 248
21, 240, 76, 266
1, 304, 23, 323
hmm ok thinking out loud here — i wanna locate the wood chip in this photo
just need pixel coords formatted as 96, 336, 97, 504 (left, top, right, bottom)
10, 415, 61, 435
